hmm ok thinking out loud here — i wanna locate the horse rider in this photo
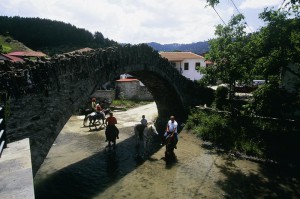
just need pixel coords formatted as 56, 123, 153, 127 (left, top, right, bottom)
141, 115, 148, 126
96, 103, 102, 113
162, 115, 178, 149
91, 97, 97, 111
138, 114, 148, 132
105, 112, 119, 141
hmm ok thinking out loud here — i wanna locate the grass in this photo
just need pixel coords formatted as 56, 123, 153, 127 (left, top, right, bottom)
185, 109, 265, 158
110, 99, 153, 110
0, 35, 32, 53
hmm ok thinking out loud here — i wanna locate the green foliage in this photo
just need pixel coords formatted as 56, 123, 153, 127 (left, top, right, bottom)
111, 99, 152, 110
0, 16, 119, 55
0, 35, 32, 53
215, 86, 228, 110
186, 109, 264, 156
251, 8, 300, 81
250, 82, 297, 118
203, 14, 253, 110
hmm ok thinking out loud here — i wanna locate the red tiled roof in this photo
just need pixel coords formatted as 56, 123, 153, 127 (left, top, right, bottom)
205, 60, 213, 65
7, 51, 47, 57
116, 78, 139, 82
159, 52, 204, 61
1, 54, 25, 62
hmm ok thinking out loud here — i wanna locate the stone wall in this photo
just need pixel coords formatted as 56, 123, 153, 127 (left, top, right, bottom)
116, 80, 153, 101
138, 85, 153, 101
91, 90, 115, 101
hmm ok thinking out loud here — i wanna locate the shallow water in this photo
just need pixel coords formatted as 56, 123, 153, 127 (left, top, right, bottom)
34, 103, 300, 199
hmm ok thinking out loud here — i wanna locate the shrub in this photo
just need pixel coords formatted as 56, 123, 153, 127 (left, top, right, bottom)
215, 86, 228, 110
186, 109, 265, 156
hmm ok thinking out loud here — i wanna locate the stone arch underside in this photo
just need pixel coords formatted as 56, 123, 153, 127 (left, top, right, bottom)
0, 44, 214, 175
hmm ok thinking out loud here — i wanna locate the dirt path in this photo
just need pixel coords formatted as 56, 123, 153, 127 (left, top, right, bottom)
34, 102, 300, 199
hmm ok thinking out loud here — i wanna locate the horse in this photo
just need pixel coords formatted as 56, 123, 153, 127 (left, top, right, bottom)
134, 123, 159, 156
84, 111, 106, 130
164, 132, 176, 162
83, 108, 110, 127
105, 125, 119, 150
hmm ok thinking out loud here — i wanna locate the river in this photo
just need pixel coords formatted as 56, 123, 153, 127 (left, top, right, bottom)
34, 102, 300, 199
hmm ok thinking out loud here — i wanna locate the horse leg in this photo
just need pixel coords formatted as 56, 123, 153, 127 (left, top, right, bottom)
113, 140, 116, 150
143, 139, 148, 157
83, 116, 87, 126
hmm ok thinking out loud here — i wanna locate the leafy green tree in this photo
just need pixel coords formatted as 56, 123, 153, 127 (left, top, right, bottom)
251, 8, 300, 83
202, 14, 252, 111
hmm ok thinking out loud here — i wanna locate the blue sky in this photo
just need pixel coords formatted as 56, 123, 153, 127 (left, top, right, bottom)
0, 0, 283, 44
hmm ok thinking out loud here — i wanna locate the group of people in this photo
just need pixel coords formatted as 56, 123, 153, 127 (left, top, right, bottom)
90, 98, 179, 148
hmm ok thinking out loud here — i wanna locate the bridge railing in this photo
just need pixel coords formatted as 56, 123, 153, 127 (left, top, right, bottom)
0, 93, 7, 158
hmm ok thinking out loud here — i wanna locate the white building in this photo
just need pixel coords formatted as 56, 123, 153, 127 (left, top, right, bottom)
159, 52, 206, 81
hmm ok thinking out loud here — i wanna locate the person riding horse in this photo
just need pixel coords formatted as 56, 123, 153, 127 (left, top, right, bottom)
105, 112, 119, 142
135, 115, 148, 137
162, 115, 178, 149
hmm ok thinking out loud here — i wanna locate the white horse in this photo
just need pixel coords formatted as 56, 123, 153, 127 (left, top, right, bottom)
134, 123, 158, 156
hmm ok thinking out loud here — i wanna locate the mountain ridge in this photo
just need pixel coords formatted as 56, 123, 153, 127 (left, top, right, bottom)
147, 41, 210, 55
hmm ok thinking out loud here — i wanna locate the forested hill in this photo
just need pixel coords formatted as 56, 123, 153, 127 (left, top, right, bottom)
0, 16, 118, 55
0, 16, 210, 56
147, 41, 210, 55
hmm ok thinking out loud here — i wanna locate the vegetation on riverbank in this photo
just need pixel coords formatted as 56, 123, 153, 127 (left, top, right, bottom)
185, 107, 300, 165
110, 99, 153, 110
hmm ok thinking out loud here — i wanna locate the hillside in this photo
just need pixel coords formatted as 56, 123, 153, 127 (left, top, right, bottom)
0, 35, 32, 53
0, 16, 118, 55
147, 41, 210, 55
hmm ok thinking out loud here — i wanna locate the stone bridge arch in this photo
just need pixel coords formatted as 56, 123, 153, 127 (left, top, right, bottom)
0, 44, 214, 175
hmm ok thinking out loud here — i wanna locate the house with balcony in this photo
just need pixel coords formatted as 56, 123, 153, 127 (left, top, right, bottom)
159, 52, 206, 81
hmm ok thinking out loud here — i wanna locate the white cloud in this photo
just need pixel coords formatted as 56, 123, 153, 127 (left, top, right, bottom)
0, 0, 271, 44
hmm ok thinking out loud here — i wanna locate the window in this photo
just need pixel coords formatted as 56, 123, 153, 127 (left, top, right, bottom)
184, 63, 189, 70
195, 62, 200, 70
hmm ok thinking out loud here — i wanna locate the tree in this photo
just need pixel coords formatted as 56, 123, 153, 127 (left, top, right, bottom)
244, 7, 300, 88
202, 14, 252, 111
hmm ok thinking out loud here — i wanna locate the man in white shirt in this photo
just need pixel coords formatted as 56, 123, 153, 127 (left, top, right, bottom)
163, 115, 178, 149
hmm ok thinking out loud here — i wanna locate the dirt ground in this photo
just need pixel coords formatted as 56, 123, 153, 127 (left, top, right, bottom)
34, 102, 300, 199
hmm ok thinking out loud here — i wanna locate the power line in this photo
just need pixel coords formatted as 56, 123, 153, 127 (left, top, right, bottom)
212, 6, 227, 25
229, 0, 253, 32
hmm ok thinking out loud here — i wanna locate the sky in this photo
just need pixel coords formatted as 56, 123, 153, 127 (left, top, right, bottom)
0, 0, 283, 44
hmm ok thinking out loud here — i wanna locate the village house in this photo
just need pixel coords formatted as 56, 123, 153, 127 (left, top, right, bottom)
159, 51, 206, 81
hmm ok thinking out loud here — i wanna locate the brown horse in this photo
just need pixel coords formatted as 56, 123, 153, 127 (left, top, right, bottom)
105, 125, 119, 150
164, 132, 176, 162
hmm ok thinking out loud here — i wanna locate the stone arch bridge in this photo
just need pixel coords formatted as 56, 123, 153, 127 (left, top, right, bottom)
0, 44, 214, 175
